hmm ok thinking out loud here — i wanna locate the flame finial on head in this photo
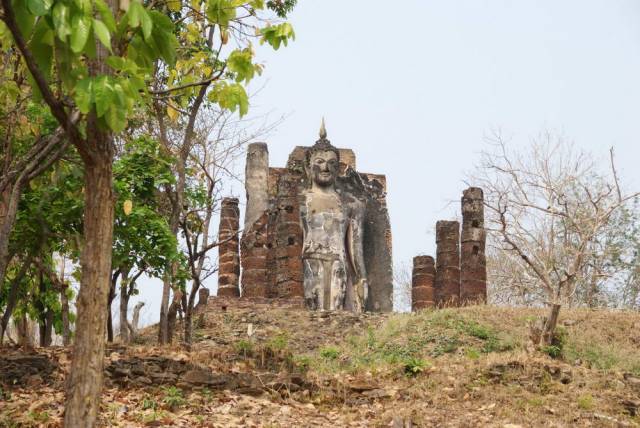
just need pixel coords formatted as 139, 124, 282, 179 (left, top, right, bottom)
307, 116, 339, 164
319, 117, 327, 140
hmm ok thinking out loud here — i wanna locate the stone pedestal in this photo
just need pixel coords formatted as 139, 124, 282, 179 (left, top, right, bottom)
435, 220, 460, 307
412, 255, 435, 310
217, 198, 240, 297
460, 187, 487, 304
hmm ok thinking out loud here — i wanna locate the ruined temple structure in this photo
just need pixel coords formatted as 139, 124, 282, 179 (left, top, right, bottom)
217, 197, 241, 297
435, 220, 461, 307
460, 187, 487, 303
411, 187, 487, 310
411, 256, 435, 310
239, 123, 394, 312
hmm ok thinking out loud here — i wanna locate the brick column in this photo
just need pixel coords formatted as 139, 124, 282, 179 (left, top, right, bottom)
241, 143, 270, 298
217, 198, 240, 297
435, 220, 461, 307
412, 255, 435, 311
460, 187, 487, 304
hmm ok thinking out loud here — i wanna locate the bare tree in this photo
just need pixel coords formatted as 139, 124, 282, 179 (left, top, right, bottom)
180, 109, 281, 343
393, 261, 412, 312
476, 131, 639, 345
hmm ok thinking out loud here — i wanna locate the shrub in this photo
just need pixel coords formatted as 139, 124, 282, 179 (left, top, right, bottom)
403, 357, 429, 377
267, 333, 289, 351
235, 339, 254, 355
320, 347, 340, 360
161, 386, 185, 409
577, 394, 594, 410
141, 396, 158, 410
542, 344, 563, 359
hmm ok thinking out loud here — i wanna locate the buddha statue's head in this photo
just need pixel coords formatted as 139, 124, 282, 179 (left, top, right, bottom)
306, 119, 340, 188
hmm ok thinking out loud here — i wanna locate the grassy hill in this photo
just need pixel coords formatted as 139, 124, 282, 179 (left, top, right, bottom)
1, 300, 639, 427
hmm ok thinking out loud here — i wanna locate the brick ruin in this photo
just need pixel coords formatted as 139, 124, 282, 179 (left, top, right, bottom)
435, 220, 461, 307
216, 197, 240, 297
460, 187, 487, 303
411, 256, 435, 311
232, 140, 394, 312
411, 187, 487, 310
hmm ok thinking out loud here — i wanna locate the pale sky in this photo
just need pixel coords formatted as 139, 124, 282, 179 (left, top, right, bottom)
127, 0, 640, 325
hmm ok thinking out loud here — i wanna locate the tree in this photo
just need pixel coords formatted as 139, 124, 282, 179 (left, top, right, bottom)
393, 261, 412, 312
110, 136, 181, 344
476, 131, 639, 346
1, 154, 83, 344
1, 0, 295, 423
179, 108, 278, 343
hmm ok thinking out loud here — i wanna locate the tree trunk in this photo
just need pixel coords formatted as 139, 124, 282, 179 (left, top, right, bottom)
64, 152, 114, 427
542, 303, 562, 346
0, 180, 25, 286
128, 302, 144, 341
184, 279, 201, 344
158, 277, 171, 344
106, 270, 119, 343
119, 270, 130, 344
36, 269, 53, 347
0, 255, 33, 343
167, 290, 182, 344
61, 285, 71, 346
15, 312, 32, 348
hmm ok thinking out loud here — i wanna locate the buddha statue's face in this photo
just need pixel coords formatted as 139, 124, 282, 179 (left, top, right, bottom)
309, 150, 338, 187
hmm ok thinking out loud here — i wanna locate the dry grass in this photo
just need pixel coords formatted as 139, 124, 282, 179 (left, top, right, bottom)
2, 301, 639, 427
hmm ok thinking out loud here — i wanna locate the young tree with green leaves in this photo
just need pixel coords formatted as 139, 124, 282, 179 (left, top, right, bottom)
0, 0, 295, 424
110, 136, 182, 344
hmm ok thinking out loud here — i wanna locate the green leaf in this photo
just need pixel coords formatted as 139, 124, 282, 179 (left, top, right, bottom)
29, 19, 54, 80
12, 0, 35, 36
94, 76, 113, 117
73, 0, 92, 13
92, 19, 112, 52
94, 0, 116, 33
104, 102, 127, 132
70, 14, 92, 53
128, 0, 144, 28
260, 22, 295, 50
148, 11, 177, 65
208, 81, 249, 117
227, 49, 255, 83
73, 78, 93, 114
52, 3, 71, 41
139, 7, 153, 40
206, 0, 237, 29
26, 0, 53, 16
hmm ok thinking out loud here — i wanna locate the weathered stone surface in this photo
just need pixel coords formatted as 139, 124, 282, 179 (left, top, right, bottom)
0, 354, 58, 386
435, 220, 460, 307
299, 130, 368, 312
218, 197, 240, 297
241, 211, 269, 298
460, 187, 487, 304
412, 255, 435, 310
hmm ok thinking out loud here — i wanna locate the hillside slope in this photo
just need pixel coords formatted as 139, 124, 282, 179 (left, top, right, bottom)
1, 300, 639, 427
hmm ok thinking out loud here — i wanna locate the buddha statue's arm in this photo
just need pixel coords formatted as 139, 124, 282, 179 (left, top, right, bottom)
347, 202, 368, 311
347, 211, 366, 280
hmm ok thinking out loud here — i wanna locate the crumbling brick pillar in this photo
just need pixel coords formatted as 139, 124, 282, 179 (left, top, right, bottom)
435, 220, 461, 307
241, 143, 270, 297
412, 255, 435, 311
217, 197, 240, 297
460, 187, 487, 304
273, 172, 304, 299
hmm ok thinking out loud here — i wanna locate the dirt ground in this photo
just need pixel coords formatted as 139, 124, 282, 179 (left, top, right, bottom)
1, 299, 639, 427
